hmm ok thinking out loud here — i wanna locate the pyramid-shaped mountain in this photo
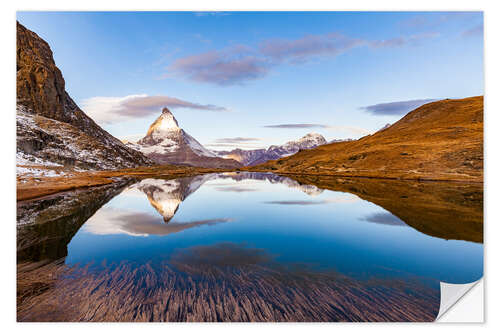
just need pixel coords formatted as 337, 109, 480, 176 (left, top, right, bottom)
127, 108, 242, 169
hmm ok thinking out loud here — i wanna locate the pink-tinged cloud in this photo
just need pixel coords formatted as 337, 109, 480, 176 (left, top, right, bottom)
82, 94, 228, 124
259, 33, 363, 63
169, 50, 270, 86
166, 31, 439, 86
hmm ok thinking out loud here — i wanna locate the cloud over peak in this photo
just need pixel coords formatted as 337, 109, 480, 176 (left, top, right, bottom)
81, 94, 228, 124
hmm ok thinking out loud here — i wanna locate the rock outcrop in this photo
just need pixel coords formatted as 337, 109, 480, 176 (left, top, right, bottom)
16, 21, 153, 170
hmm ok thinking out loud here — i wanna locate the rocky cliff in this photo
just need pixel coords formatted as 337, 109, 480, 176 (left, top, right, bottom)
16, 21, 153, 170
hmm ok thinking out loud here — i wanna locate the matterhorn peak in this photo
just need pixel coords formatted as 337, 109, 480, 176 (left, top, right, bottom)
128, 107, 241, 168
146, 107, 180, 138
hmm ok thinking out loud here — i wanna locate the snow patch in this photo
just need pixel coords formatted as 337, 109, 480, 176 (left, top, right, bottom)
183, 131, 217, 157
16, 151, 63, 167
17, 166, 62, 178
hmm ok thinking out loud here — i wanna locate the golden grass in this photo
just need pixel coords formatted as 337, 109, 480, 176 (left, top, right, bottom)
248, 97, 483, 182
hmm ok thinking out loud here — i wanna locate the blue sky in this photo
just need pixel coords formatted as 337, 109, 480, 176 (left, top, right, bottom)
17, 11, 483, 150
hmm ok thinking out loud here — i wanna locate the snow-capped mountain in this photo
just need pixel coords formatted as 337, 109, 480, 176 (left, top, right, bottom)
214, 133, 327, 166
126, 108, 242, 169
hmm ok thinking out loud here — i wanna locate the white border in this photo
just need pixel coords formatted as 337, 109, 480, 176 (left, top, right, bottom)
438, 279, 484, 322
2, 0, 498, 331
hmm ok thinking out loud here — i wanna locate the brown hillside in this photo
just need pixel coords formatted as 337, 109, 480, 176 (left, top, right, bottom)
249, 96, 483, 182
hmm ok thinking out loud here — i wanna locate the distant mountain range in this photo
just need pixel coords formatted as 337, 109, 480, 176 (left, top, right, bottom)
125, 108, 332, 168
213, 133, 328, 166
16, 22, 152, 170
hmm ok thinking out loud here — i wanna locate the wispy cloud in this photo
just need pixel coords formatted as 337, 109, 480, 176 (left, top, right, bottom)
206, 137, 264, 150
263, 200, 327, 205
360, 98, 437, 116
263, 123, 329, 129
214, 137, 261, 144
369, 33, 440, 48
193, 12, 231, 17
399, 12, 480, 29
169, 47, 270, 86
81, 94, 228, 124
263, 123, 370, 136
214, 186, 258, 193
259, 33, 363, 64
461, 24, 483, 38
264, 196, 359, 205
165, 31, 439, 86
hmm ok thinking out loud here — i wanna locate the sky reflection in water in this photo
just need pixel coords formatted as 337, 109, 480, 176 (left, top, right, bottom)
66, 172, 483, 284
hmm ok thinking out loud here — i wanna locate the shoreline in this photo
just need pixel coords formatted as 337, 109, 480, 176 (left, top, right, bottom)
17, 165, 483, 203
16, 165, 222, 202
260, 170, 483, 184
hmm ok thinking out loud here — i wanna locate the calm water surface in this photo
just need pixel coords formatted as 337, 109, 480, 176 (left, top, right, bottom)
67, 172, 482, 283
17, 172, 483, 321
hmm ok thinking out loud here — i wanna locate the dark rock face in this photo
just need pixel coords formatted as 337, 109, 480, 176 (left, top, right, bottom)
16, 22, 153, 169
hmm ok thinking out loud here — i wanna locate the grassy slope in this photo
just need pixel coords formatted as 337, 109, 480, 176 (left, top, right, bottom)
248, 96, 483, 182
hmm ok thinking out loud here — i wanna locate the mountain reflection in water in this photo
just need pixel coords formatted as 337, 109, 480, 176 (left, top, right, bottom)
16, 172, 483, 322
